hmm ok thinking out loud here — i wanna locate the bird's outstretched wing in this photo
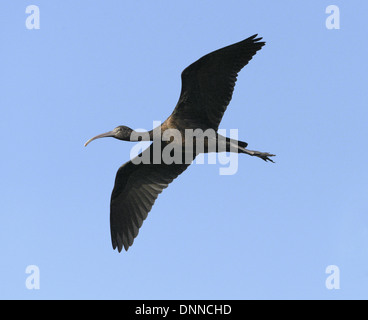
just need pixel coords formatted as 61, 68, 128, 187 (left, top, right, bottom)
171, 34, 265, 130
110, 144, 191, 252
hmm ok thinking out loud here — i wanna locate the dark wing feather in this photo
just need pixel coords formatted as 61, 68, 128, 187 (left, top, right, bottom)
110, 144, 191, 252
171, 34, 265, 130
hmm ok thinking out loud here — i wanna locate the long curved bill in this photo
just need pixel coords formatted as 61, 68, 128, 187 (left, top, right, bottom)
84, 131, 115, 147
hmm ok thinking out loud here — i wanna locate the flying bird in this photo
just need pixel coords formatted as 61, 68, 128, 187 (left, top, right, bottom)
85, 34, 275, 252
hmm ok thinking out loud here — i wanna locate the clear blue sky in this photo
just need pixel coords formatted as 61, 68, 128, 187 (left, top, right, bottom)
1, 1, 367, 300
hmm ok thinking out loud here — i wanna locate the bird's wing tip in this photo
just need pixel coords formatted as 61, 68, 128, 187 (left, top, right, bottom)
250, 33, 261, 39
114, 244, 124, 253
248, 34, 265, 45
112, 237, 131, 253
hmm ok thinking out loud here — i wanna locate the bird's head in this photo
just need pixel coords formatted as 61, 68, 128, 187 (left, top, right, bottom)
84, 126, 134, 147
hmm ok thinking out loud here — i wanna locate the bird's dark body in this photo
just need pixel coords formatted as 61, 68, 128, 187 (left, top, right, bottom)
85, 35, 275, 252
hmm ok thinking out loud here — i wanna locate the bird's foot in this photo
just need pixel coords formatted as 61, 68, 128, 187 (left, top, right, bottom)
241, 148, 275, 162
252, 151, 275, 163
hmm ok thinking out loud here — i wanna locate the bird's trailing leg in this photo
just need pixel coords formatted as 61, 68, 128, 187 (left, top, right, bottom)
222, 136, 275, 163
240, 148, 275, 163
